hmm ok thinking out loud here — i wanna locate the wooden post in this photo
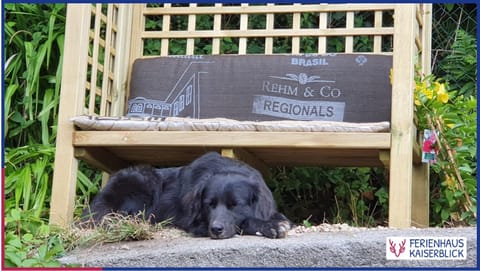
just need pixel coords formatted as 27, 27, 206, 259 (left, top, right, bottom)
412, 163, 430, 227
411, 4, 432, 228
388, 4, 417, 228
49, 4, 92, 227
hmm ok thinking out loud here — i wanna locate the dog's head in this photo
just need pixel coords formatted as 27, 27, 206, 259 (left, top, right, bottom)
180, 153, 278, 239
201, 172, 261, 239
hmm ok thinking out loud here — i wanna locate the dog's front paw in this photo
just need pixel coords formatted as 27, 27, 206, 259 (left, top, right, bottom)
261, 220, 292, 239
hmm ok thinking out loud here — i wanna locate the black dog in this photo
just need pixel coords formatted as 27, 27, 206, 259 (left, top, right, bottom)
84, 152, 292, 239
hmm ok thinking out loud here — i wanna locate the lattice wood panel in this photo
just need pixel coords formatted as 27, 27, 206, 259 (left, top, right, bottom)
130, 3, 396, 57
84, 4, 119, 116
415, 4, 432, 75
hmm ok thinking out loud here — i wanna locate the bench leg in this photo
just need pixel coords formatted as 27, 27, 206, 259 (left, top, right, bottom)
101, 172, 111, 188
221, 148, 271, 179
49, 152, 78, 228
389, 157, 430, 228
411, 163, 430, 227
49, 113, 79, 227
388, 148, 413, 228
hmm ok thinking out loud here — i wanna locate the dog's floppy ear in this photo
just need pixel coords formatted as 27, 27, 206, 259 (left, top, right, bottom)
249, 175, 276, 220
180, 172, 210, 225
249, 185, 259, 205
181, 182, 205, 215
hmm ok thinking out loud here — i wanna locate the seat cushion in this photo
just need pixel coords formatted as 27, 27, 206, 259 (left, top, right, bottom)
71, 115, 390, 133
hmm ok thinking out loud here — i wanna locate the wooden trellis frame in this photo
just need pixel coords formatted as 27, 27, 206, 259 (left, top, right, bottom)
49, 3, 432, 229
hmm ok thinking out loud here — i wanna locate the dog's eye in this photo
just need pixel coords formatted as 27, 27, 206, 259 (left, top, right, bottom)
227, 202, 237, 209
208, 199, 217, 208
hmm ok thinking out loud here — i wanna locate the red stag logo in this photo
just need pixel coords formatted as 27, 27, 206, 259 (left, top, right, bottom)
389, 239, 407, 257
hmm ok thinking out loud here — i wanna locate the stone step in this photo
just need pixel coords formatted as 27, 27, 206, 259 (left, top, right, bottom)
60, 226, 477, 268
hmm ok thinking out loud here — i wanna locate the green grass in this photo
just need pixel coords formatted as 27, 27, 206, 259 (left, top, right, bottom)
56, 213, 172, 251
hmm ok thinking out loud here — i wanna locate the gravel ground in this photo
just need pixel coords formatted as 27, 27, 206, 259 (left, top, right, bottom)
60, 224, 477, 268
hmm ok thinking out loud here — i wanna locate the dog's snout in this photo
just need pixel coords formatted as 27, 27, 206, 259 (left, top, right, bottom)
210, 223, 224, 236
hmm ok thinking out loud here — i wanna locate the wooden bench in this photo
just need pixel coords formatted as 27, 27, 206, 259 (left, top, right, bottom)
49, 3, 432, 228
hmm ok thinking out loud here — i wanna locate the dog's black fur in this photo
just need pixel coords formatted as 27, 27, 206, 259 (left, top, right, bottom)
84, 152, 292, 239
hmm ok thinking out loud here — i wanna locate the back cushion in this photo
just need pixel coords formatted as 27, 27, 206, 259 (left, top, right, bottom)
128, 54, 392, 122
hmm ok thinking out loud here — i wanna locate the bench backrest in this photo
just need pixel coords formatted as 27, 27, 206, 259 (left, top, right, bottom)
127, 54, 393, 122
61, 3, 431, 121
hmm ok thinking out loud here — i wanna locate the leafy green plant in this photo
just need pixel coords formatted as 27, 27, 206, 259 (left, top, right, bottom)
440, 30, 477, 97
3, 144, 65, 267
4, 3, 65, 147
4, 145, 55, 220
302, 215, 313, 228
414, 29, 477, 226
268, 167, 388, 226
414, 70, 477, 226
4, 233, 61, 267
3, 4, 70, 267
4, 210, 64, 267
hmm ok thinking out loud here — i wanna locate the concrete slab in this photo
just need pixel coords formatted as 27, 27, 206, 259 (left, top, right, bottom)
60, 226, 477, 268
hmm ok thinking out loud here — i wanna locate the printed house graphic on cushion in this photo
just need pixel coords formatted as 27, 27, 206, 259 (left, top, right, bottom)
127, 54, 392, 123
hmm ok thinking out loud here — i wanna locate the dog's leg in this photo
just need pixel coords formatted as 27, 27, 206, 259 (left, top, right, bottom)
185, 222, 210, 237
240, 213, 293, 238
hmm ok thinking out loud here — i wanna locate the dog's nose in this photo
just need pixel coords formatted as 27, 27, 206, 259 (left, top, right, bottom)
210, 223, 224, 235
